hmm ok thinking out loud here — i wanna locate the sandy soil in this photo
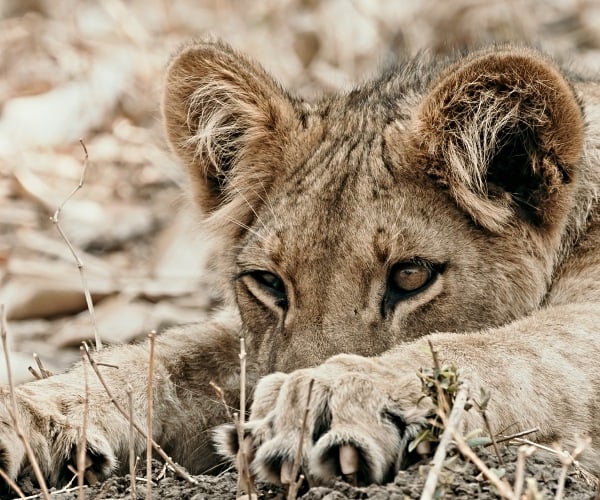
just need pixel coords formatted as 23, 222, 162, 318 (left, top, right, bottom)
7, 447, 598, 499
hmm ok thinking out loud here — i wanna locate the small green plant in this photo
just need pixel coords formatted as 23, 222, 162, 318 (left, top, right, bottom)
410, 341, 463, 453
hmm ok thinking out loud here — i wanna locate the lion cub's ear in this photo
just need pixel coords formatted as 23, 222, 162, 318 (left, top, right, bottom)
414, 48, 584, 232
163, 39, 298, 214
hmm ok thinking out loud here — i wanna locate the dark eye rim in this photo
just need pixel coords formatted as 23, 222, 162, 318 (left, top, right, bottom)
238, 270, 288, 307
382, 260, 445, 316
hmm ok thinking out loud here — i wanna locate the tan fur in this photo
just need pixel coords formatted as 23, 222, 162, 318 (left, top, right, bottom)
1, 40, 599, 487
414, 48, 584, 232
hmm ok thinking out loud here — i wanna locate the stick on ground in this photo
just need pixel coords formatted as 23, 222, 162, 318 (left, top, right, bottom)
493, 427, 540, 446
451, 428, 514, 499
76, 346, 89, 499
287, 378, 315, 500
209, 380, 233, 421
511, 436, 598, 487
512, 444, 536, 500
475, 391, 504, 465
33, 353, 52, 379
147, 332, 155, 500
555, 436, 591, 500
0, 467, 25, 498
0, 305, 50, 500
420, 382, 469, 500
127, 384, 137, 499
51, 140, 102, 351
81, 342, 198, 485
235, 336, 255, 497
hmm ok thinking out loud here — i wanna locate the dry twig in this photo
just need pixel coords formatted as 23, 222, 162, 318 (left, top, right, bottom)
33, 354, 52, 379
234, 412, 254, 499
209, 380, 233, 421
76, 346, 89, 499
475, 389, 503, 466
511, 436, 597, 486
0, 304, 50, 500
286, 378, 315, 500
27, 367, 41, 381
208, 380, 254, 496
420, 382, 469, 500
427, 340, 451, 415
412, 341, 460, 459
27, 352, 53, 380
147, 332, 156, 500
22, 476, 82, 500
28, 353, 53, 381
66, 466, 84, 492
81, 342, 198, 484
235, 336, 255, 498
0, 467, 25, 498
450, 428, 513, 499
51, 140, 102, 351
493, 427, 540, 446
512, 445, 536, 500
156, 462, 168, 482
126, 384, 137, 499
555, 436, 591, 500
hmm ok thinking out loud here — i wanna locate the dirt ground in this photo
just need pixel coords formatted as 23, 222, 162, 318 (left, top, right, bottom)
8, 447, 599, 499
1, 0, 600, 498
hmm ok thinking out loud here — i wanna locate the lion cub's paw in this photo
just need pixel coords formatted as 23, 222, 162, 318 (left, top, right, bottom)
215, 354, 430, 486
0, 414, 26, 480
0, 388, 117, 486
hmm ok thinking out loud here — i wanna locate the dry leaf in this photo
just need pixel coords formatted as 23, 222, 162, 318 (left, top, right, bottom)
0, 52, 135, 154
143, 212, 213, 299
51, 295, 152, 347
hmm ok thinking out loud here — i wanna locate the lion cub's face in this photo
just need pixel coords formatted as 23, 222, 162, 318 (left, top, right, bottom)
230, 113, 521, 371
163, 42, 583, 371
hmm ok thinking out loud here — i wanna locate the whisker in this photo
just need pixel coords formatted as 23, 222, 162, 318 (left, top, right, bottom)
216, 463, 237, 477
168, 382, 240, 415
224, 215, 267, 242
230, 185, 270, 234
252, 179, 279, 223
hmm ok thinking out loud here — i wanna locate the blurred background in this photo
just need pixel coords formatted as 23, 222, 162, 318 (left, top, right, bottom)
1, 0, 599, 383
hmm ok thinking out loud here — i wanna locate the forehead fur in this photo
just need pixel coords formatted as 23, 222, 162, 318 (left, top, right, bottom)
163, 41, 584, 253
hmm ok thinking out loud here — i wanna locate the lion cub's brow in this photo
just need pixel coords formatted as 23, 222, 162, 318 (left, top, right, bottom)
238, 151, 453, 280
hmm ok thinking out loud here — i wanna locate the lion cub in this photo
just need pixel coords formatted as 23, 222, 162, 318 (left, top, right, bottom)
0, 40, 599, 487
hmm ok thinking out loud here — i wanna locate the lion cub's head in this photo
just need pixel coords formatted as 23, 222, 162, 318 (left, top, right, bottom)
163, 40, 584, 372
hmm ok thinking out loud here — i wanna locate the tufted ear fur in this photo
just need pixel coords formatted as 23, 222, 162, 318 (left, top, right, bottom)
162, 39, 298, 218
413, 48, 584, 233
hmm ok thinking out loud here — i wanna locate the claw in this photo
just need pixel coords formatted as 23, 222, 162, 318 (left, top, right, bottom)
84, 469, 98, 485
280, 460, 294, 484
339, 444, 359, 476
242, 436, 255, 461
236, 436, 254, 467
416, 440, 431, 456
236, 435, 255, 490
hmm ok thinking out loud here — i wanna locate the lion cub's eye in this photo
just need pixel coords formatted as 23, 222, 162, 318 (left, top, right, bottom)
243, 271, 287, 308
382, 261, 439, 316
392, 264, 431, 292
253, 271, 286, 296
